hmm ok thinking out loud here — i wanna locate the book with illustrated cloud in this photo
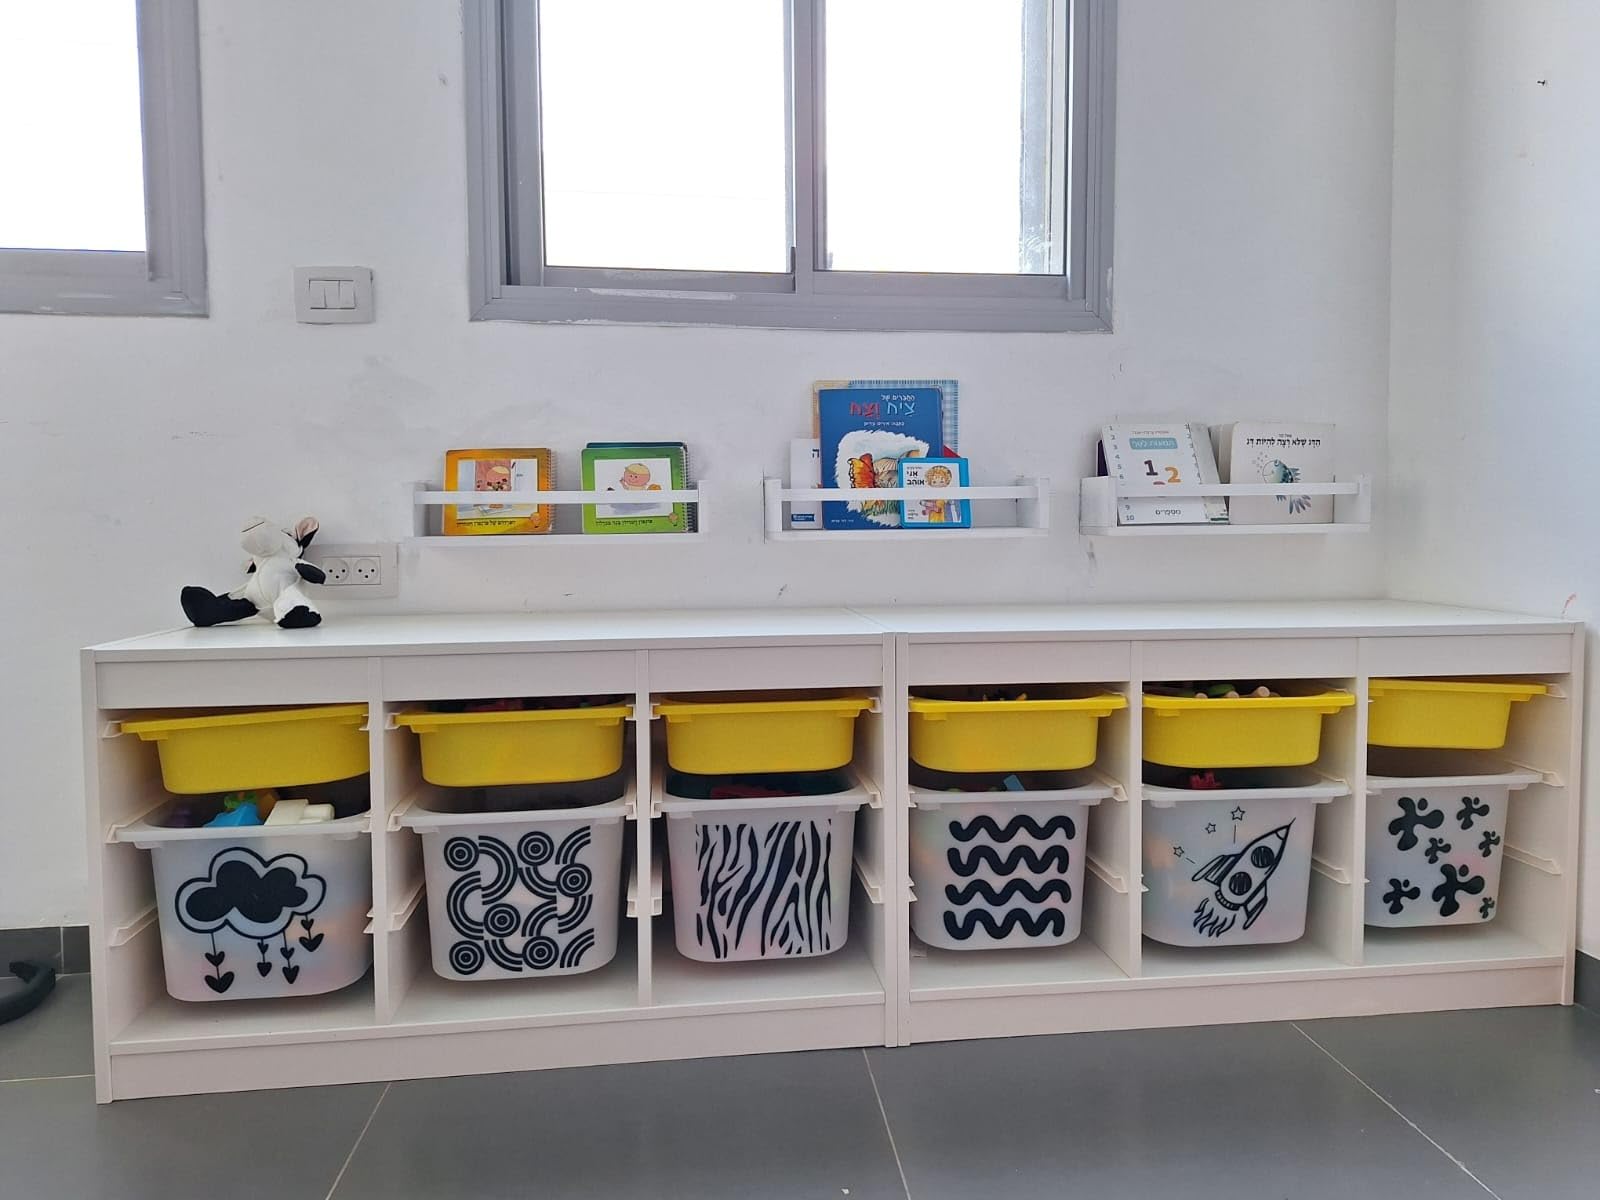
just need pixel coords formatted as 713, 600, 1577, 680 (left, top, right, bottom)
580, 442, 693, 534
817, 387, 944, 529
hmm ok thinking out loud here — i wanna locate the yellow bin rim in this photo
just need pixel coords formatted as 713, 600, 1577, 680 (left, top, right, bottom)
393, 705, 632, 732
908, 693, 1127, 716
653, 696, 873, 719
122, 704, 367, 738
1368, 679, 1547, 700
1142, 690, 1355, 715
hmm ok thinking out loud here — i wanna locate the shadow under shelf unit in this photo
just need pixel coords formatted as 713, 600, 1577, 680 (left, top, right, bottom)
82, 600, 1580, 1100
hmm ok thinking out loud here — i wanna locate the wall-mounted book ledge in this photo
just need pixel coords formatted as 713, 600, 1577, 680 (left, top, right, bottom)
763, 477, 1050, 542
1078, 475, 1372, 537
409, 480, 711, 545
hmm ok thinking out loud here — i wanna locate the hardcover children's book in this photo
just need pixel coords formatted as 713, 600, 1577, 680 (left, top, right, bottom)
899, 457, 971, 528
788, 437, 822, 528
817, 386, 944, 529
1215, 422, 1336, 524
1099, 423, 1228, 525
441, 448, 554, 535
580, 442, 692, 534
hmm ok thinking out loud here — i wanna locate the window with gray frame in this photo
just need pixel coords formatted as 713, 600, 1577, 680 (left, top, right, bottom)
466, 0, 1114, 332
0, 0, 206, 317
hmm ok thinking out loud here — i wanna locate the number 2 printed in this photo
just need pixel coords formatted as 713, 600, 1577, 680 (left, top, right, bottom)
1142, 460, 1182, 485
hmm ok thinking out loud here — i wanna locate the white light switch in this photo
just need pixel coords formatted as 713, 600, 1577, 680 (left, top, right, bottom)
294, 266, 374, 323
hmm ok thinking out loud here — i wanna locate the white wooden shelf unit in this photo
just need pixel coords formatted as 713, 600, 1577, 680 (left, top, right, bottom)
82, 601, 1580, 1101
764, 476, 1049, 541
1079, 474, 1372, 536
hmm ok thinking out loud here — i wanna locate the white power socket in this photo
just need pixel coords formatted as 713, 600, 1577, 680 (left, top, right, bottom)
304, 542, 398, 599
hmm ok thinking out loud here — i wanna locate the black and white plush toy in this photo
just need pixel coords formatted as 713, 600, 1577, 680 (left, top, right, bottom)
181, 517, 326, 629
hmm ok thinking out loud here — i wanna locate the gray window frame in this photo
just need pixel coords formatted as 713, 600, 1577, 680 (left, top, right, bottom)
0, 0, 207, 317
465, 0, 1115, 332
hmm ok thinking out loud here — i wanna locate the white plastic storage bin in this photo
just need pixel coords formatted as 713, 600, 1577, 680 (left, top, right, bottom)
116, 807, 372, 1002
661, 773, 869, 962
1142, 769, 1346, 947
908, 770, 1110, 951
399, 776, 628, 981
1364, 751, 1540, 928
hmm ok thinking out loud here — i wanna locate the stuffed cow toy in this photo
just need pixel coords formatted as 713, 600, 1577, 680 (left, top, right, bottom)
181, 517, 326, 629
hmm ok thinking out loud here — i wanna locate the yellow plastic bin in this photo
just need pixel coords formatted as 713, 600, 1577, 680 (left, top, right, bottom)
122, 705, 369, 794
908, 687, 1127, 773
1368, 679, 1546, 750
1142, 686, 1354, 768
393, 703, 631, 786
654, 693, 873, 774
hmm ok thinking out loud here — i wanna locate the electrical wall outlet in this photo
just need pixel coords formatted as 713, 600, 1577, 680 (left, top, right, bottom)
303, 541, 398, 599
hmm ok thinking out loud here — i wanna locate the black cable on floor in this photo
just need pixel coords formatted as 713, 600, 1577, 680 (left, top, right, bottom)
0, 961, 56, 1025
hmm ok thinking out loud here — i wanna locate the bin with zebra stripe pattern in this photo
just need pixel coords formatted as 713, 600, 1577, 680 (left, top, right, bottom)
401, 780, 628, 981
662, 777, 867, 963
908, 770, 1110, 951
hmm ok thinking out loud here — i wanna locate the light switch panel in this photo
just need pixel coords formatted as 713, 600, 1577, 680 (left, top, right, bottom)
294, 266, 374, 324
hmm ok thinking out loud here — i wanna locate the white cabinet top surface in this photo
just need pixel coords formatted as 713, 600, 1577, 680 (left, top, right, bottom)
88, 600, 1576, 661
852, 599, 1578, 640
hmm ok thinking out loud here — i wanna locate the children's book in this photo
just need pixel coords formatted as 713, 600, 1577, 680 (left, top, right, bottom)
1099, 423, 1228, 525
1215, 422, 1336, 524
817, 387, 944, 529
813, 378, 959, 459
899, 457, 971, 529
580, 442, 692, 534
441, 448, 554, 535
788, 437, 822, 528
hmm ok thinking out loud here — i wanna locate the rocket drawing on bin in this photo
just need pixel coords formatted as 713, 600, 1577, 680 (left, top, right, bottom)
1190, 822, 1292, 938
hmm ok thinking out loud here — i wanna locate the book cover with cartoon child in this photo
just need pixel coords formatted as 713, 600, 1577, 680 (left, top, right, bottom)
817, 387, 944, 529
580, 442, 691, 534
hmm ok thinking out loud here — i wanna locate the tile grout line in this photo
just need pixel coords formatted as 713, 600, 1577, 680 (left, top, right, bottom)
323, 1080, 390, 1200
1291, 1024, 1504, 1199
861, 1049, 913, 1200
0, 1073, 94, 1085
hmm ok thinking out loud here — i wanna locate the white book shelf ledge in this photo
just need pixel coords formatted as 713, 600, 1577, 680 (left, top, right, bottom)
410, 480, 711, 545
764, 476, 1049, 542
1079, 474, 1372, 537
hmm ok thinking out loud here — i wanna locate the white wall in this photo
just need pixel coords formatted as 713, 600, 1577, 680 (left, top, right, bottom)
0, 1, 1396, 927
1387, 0, 1600, 954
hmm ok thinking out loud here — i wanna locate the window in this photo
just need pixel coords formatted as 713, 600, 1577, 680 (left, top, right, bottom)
466, 0, 1114, 331
0, 0, 206, 316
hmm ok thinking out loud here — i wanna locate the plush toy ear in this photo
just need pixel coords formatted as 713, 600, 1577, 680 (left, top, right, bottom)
294, 517, 319, 551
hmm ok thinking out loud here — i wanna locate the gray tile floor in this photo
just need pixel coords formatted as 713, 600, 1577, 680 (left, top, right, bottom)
2, 976, 1597, 1199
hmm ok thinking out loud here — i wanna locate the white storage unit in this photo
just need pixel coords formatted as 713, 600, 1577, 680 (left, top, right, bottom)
82, 601, 1582, 1101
